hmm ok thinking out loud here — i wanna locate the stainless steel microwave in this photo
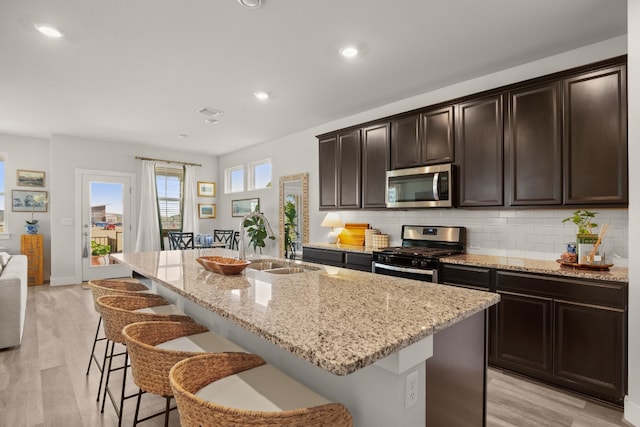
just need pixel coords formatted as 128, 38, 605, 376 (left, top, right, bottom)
386, 164, 453, 208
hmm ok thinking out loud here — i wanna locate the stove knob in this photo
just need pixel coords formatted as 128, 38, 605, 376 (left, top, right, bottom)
411, 259, 418, 267
421, 260, 429, 268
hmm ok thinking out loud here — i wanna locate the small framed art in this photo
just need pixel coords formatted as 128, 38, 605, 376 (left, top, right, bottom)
197, 181, 216, 197
198, 203, 216, 219
17, 170, 45, 187
231, 198, 259, 217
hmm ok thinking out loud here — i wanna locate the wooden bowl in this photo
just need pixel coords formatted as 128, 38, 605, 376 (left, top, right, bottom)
196, 256, 251, 275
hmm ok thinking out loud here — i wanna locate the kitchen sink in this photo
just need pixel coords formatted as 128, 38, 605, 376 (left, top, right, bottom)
262, 267, 309, 275
246, 260, 288, 271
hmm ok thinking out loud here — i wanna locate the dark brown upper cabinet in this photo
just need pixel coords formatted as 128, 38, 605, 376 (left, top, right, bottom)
362, 123, 390, 208
318, 135, 338, 209
456, 94, 504, 207
390, 114, 421, 169
390, 107, 454, 170
337, 129, 362, 209
563, 65, 627, 205
422, 106, 454, 165
506, 82, 562, 206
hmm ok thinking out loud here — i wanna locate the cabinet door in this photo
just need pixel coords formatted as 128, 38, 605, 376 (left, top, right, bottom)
390, 114, 421, 170
496, 291, 553, 375
555, 301, 625, 403
506, 82, 562, 205
563, 65, 627, 205
362, 123, 390, 208
456, 94, 504, 206
421, 106, 454, 165
337, 129, 362, 209
318, 135, 338, 209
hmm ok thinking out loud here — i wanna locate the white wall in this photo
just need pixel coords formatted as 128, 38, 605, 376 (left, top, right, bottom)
0, 133, 51, 278
625, 1, 639, 424
217, 36, 629, 261
49, 134, 218, 285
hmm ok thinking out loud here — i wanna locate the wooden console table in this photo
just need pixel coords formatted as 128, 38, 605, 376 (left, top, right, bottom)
21, 234, 44, 286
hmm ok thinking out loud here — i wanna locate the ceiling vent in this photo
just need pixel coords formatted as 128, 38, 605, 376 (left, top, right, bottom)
197, 107, 224, 117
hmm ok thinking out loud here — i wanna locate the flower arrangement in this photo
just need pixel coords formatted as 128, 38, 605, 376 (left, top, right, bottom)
26, 194, 48, 225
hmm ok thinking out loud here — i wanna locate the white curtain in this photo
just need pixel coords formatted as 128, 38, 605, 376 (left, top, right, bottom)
135, 160, 162, 252
181, 164, 199, 235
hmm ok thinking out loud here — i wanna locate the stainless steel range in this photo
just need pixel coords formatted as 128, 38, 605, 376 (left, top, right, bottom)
372, 225, 466, 282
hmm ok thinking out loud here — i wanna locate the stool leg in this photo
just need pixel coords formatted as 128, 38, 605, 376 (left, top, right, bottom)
133, 388, 143, 427
117, 351, 129, 427
101, 341, 115, 414
85, 316, 102, 375
97, 337, 110, 402
164, 396, 171, 427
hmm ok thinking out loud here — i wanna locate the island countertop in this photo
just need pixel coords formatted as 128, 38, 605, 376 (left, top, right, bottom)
112, 249, 499, 376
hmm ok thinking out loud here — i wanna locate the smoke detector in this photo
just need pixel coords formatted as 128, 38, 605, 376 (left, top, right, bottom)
238, 0, 262, 8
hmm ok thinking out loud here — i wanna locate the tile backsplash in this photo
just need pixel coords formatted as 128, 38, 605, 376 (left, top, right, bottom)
335, 208, 628, 266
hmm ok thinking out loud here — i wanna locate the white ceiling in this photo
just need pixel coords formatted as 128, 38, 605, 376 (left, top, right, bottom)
0, 0, 627, 156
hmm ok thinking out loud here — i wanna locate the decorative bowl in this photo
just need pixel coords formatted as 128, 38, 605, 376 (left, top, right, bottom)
196, 256, 251, 275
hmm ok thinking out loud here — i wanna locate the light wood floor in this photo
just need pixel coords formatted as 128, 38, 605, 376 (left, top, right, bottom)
0, 284, 632, 427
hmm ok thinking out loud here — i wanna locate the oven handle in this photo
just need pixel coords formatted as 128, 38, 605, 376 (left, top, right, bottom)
372, 262, 435, 276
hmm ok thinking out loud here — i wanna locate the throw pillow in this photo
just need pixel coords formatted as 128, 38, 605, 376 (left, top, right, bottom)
0, 251, 11, 269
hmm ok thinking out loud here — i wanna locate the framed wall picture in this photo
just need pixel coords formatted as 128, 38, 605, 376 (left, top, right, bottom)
17, 170, 45, 187
12, 190, 48, 212
197, 181, 216, 197
232, 198, 259, 217
198, 203, 216, 219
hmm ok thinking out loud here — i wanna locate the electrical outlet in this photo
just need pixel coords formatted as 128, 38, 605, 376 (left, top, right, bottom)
405, 370, 418, 409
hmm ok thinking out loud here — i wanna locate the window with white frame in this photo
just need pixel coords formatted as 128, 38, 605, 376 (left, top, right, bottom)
0, 155, 5, 232
155, 164, 183, 232
225, 165, 245, 193
248, 159, 272, 190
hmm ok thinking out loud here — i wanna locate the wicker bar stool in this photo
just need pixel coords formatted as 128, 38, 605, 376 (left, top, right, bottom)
169, 353, 353, 427
96, 294, 193, 427
86, 278, 153, 402
122, 321, 246, 427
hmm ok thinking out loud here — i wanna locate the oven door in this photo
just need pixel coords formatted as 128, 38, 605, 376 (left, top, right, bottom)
372, 262, 437, 282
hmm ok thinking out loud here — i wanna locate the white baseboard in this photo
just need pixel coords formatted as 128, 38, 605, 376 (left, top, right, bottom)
624, 396, 640, 426
49, 275, 81, 286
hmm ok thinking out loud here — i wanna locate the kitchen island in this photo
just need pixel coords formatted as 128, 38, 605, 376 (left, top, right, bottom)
112, 249, 499, 426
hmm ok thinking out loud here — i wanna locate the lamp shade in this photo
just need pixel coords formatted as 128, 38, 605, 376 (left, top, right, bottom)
321, 213, 344, 229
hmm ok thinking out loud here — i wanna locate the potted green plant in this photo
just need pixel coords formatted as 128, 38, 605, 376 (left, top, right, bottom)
562, 210, 598, 263
91, 240, 111, 265
243, 204, 275, 254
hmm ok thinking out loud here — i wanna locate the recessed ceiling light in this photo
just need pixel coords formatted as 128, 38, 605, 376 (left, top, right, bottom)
339, 45, 358, 58
197, 107, 224, 117
34, 23, 64, 38
204, 118, 219, 124
238, 0, 262, 8
178, 134, 188, 139
254, 91, 269, 101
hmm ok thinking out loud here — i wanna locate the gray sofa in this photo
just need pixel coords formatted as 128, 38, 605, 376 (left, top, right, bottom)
0, 253, 28, 349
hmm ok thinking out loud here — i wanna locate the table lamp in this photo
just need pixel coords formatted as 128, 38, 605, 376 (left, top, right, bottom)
321, 212, 344, 244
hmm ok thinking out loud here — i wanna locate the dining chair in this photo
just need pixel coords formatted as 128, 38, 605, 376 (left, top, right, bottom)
168, 232, 195, 250
230, 231, 240, 251
213, 230, 234, 248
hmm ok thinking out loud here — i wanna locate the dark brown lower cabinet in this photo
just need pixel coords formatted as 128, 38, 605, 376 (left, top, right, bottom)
302, 247, 372, 272
555, 301, 625, 403
496, 291, 553, 375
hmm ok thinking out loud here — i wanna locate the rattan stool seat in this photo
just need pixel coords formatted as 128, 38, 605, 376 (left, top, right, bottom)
170, 353, 353, 427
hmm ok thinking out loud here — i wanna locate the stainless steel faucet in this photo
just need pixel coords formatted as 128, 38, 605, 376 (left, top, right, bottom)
238, 212, 275, 260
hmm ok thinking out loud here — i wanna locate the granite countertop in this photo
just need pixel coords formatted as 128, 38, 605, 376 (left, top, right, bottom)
440, 254, 628, 283
112, 249, 499, 376
304, 243, 373, 254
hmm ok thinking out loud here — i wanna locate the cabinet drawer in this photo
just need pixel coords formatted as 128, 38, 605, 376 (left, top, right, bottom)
496, 271, 626, 309
440, 264, 492, 290
302, 248, 345, 265
345, 252, 373, 271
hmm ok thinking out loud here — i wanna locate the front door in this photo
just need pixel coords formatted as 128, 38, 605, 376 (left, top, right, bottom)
81, 171, 135, 281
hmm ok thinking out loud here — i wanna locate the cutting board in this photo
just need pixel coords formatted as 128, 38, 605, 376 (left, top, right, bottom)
338, 223, 369, 246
